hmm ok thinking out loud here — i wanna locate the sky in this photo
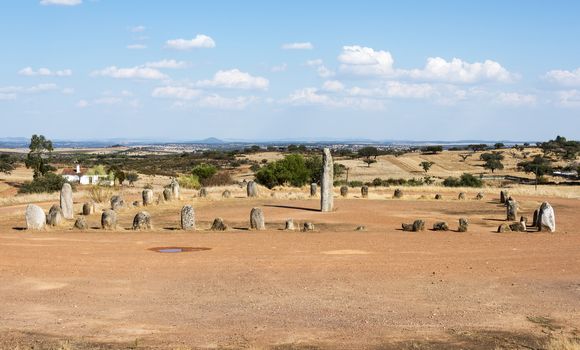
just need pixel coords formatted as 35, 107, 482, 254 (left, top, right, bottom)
1, 0, 579, 141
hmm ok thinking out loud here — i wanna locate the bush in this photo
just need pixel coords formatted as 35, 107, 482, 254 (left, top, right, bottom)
443, 173, 483, 187
19, 173, 68, 194
202, 172, 233, 187
255, 154, 311, 189
87, 185, 113, 203
178, 175, 201, 189
192, 163, 218, 181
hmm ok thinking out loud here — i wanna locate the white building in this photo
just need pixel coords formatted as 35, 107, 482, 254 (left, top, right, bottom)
61, 165, 112, 185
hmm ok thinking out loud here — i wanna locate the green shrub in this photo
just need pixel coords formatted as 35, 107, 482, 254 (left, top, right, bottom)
443, 173, 483, 187
178, 175, 201, 189
19, 173, 69, 194
255, 154, 311, 189
192, 163, 217, 181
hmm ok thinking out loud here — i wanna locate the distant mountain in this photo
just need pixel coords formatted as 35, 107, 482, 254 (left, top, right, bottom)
198, 137, 225, 144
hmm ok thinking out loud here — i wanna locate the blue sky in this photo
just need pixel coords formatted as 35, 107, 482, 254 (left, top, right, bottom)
1, 0, 579, 141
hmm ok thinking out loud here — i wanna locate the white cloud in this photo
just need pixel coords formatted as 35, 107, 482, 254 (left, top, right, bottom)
305, 59, 323, 67
321, 80, 344, 92
282, 42, 313, 50
407, 57, 515, 83
557, 89, 580, 107
338, 45, 395, 76
284, 87, 384, 110
305, 59, 335, 78
40, 0, 81, 5
127, 44, 147, 50
271, 63, 288, 72
0, 83, 58, 94
197, 69, 269, 90
152, 86, 201, 100
496, 92, 537, 106
91, 66, 167, 80
0, 93, 16, 100
61, 88, 75, 94
76, 99, 89, 108
544, 68, 580, 87
197, 95, 256, 110
166, 34, 216, 50
130, 25, 146, 33
19, 67, 72, 77
145, 59, 188, 69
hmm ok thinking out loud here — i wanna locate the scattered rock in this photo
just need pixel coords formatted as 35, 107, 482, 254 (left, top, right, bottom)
458, 192, 466, 200
142, 189, 154, 206
222, 190, 231, 198
170, 178, 180, 200
321, 148, 334, 212
163, 188, 173, 201
25, 204, 46, 230
284, 219, 295, 231
402, 223, 414, 231
110, 195, 124, 211
476, 192, 484, 200
497, 223, 511, 233
132, 211, 152, 230
247, 180, 258, 198
310, 183, 317, 197
520, 216, 528, 225
538, 202, 556, 232
412, 219, 425, 232
133, 201, 141, 207
355, 225, 366, 231
46, 205, 63, 227
101, 209, 117, 230
181, 205, 195, 231
60, 183, 74, 220
532, 209, 539, 227
393, 189, 403, 198
458, 218, 469, 232
361, 186, 369, 198
250, 207, 265, 230
210, 217, 228, 231
302, 222, 315, 232
74, 217, 88, 230
506, 200, 517, 221
435, 194, 442, 200
82, 202, 94, 216
433, 221, 449, 231
509, 222, 526, 232
340, 186, 348, 197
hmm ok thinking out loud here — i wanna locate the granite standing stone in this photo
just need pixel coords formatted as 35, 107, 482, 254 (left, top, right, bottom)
163, 188, 173, 201
320, 148, 334, 212
507, 200, 517, 221
181, 205, 195, 231
500, 190, 509, 204
284, 219, 295, 231
47, 204, 63, 227
82, 202, 94, 216
222, 190, 231, 198
433, 221, 449, 231
132, 211, 152, 230
393, 189, 403, 198
458, 218, 469, 232
302, 222, 315, 232
250, 207, 265, 230
537, 202, 556, 232
199, 188, 207, 198
458, 192, 466, 200
247, 180, 258, 198
60, 183, 74, 219
142, 189, 154, 206
25, 204, 46, 230
74, 217, 88, 230
361, 186, 369, 198
170, 178, 180, 200
101, 209, 117, 230
210, 217, 228, 231
310, 183, 317, 197
110, 195, 124, 211
340, 186, 348, 197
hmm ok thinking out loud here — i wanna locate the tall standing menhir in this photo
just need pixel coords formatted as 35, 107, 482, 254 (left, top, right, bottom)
320, 148, 334, 212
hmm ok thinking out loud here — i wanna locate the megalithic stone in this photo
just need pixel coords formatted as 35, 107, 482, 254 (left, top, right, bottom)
247, 180, 258, 197
60, 183, 74, 219
320, 148, 334, 212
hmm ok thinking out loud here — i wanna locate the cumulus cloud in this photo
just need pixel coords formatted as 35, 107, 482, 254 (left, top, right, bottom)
305, 59, 335, 78
40, 0, 81, 5
127, 44, 147, 50
407, 57, 515, 83
166, 34, 216, 50
556, 89, 580, 107
282, 42, 313, 50
152, 86, 201, 100
496, 92, 537, 106
145, 59, 188, 69
19, 67, 72, 77
197, 69, 269, 90
544, 68, 580, 87
91, 66, 167, 80
338, 45, 395, 76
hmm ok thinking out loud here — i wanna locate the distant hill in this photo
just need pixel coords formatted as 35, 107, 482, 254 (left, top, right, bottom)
197, 137, 225, 144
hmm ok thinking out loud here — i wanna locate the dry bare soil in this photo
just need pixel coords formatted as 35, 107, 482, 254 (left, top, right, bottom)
0, 185, 579, 349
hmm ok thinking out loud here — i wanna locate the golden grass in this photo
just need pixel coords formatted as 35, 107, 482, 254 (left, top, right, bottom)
546, 336, 580, 350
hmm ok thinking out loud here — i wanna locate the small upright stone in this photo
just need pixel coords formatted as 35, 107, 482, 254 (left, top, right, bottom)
458, 218, 469, 232
320, 148, 334, 212
412, 219, 425, 232
142, 189, 154, 206
458, 192, 466, 200
163, 188, 173, 201
170, 178, 180, 200
532, 209, 539, 227
82, 202, 94, 216
402, 223, 414, 231
74, 217, 88, 230
210, 217, 228, 231
132, 211, 152, 230
310, 183, 317, 197
47, 205, 63, 227
433, 221, 449, 231
101, 209, 117, 230
25, 204, 46, 230
222, 190, 231, 198
284, 219, 295, 231
247, 180, 258, 198
250, 207, 265, 230
361, 185, 369, 198
506, 200, 517, 221
302, 222, 315, 232
340, 186, 348, 197
537, 202, 556, 232
199, 188, 207, 198
110, 195, 124, 211
476, 192, 484, 200
60, 183, 74, 219
509, 221, 526, 232
181, 205, 195, 231
500, 190, 509, 204
393, 189, 403, 198
435, 194, 442, 200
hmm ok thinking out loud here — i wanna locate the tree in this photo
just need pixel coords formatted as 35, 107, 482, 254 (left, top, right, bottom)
421, 146, 443, 154
126, 172, 139, 186
358, 146, 379, 167
480, 152, 504, 173
468, 144, 488, 152
538, 135, 580, 160
24, 134, 55, 179
420, 161, 434, 173
0, 154, 16, 174
494, 142, 505, 149
518, 156, 553, 177
192, 163, 218, 181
